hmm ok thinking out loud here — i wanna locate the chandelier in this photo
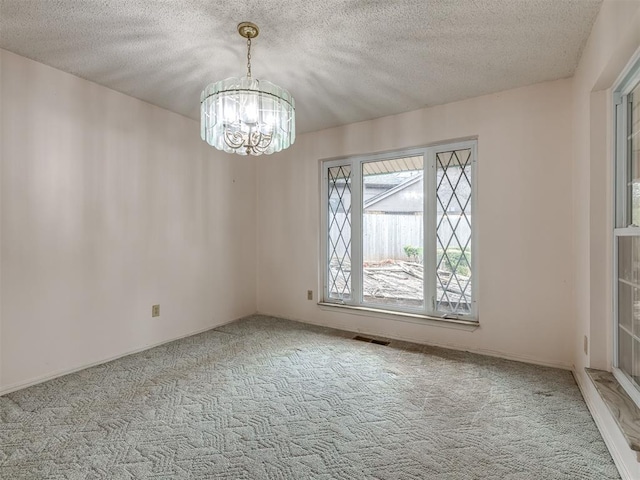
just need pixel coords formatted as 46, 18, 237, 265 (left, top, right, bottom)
200, 22, 296, 156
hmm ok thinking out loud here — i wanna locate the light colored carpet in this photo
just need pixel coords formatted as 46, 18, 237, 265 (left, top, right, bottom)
0, 314, 619, 479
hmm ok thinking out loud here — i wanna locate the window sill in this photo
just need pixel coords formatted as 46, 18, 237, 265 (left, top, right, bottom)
317, 302, 479, 331
586, 368, 640, 460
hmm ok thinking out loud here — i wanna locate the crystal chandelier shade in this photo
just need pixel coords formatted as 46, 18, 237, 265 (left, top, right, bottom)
200, 23, 296, 156
201, 76, 295, 155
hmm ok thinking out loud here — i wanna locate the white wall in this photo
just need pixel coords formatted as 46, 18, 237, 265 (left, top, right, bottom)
0, 49, 4, 391
256, 78, 575, 368
571, 1, 640, 478
0, 49, 258, 393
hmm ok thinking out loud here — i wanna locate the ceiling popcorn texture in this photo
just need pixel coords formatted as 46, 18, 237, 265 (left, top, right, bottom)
0, 0, 602, 134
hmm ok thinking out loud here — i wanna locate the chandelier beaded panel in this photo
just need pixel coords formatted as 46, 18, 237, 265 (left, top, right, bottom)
201, 22, 295, 156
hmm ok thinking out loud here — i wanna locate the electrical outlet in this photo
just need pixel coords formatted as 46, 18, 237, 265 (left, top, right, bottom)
307, 290, 313, 301
583, 335, 588, 355
152, 304, 160, 317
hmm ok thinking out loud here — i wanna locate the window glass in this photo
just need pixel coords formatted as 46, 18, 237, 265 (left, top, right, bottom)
362, 156, 424, 308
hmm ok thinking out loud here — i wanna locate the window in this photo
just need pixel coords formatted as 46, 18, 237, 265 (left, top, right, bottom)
321, 140, 477, 322
614, 56, 640, 406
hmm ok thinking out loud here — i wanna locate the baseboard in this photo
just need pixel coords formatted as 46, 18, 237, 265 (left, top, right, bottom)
573, 367, 638, 480
261, 311, 573, 370
0, 316, 241, 396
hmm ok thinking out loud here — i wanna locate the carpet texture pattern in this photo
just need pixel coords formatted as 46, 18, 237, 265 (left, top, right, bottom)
1, 315, 620, 479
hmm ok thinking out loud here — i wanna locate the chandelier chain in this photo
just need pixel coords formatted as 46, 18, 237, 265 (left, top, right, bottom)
247, 37, 252, 78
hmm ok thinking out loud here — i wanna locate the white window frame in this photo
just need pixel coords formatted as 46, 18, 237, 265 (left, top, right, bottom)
612, 49, 640, 408
319, 139, 478, 323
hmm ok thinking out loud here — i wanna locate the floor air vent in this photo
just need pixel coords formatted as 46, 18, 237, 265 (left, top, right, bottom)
353, 335, 390, 346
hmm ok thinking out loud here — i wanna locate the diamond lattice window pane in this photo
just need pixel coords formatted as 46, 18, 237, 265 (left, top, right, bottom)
328, 165, 352, 300
435, 149, 472, 315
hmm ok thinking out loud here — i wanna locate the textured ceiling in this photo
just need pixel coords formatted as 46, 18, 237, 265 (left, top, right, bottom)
0, 0, 602, 134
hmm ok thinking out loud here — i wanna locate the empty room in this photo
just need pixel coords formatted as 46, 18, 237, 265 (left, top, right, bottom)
1, 0, 640, 478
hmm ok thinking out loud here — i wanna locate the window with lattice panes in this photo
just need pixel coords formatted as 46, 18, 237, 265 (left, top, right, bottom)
614, 59, 640, 407
321, 140, 477, 321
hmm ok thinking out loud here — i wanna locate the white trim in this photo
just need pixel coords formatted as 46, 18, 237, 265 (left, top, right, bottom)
319, 160, 330, 303
317, 302, 479, 329
472, 141, 479, 319
425, 147, 436, 312
621, 94, 630, 226
0, 316, 242, 396
574, 368, 639, 480
614, 227, 640, 235
614, 44, 640, 98
319, 139, 478, 321
614, 92, 623, 105
615, 100, 626, 228
614, 99, 621, 373
352, 161, 363, 304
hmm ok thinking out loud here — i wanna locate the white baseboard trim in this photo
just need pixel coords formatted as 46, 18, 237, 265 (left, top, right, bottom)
0, 316, 243, 396
573, 367, 638, 480
261, 311, 573, 370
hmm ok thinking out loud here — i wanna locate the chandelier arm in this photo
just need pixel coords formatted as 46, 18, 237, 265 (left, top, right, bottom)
224, 129, 246, 150
250, 130, 273, 153
224, 124, 274, 155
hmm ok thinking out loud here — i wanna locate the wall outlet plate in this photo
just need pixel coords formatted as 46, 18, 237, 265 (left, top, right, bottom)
152, 304, 160, 317
307, 290, 313, 300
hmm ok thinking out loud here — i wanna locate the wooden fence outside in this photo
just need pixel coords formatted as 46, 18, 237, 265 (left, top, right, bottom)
329, 213, 471, 262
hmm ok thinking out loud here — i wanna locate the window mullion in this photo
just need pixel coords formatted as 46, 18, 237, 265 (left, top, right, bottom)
470, 142, 478, 319
616, 97, 626, 227
351, 159, 363, 306
321, 166, 329, 302
613, 231, 620, 370
623, 96, 631, 226
425, 147, 437, 315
